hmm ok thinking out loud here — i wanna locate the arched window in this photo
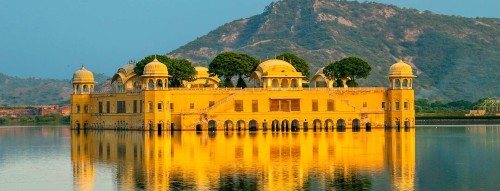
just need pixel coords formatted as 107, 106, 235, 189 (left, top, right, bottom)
76, 85, 81, 92
395, 79, 401, 88
272, 79, 279, 89
157, 79, 163, 89
84, 104, 89, 113
148, 79, 155, 89
148, 102, 153, 113
291, 79, 298, 89
402, 79, 408, 87
76, 104, 80, 114
83, 85, 89, 92
281, 79, 289, 88
134, 81, 141, 90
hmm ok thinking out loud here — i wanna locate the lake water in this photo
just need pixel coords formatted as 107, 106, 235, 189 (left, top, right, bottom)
0, 125, 499, 190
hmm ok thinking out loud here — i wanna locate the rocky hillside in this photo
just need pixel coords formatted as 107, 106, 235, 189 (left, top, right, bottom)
0, 73, 109, 105
168, 0, 499, 101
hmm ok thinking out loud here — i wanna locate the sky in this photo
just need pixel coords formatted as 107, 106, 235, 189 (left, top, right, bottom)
1, 0, 498, 79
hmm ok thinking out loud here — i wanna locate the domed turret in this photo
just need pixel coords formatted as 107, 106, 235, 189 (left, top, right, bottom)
73, 66, 94, 83
143, 58, 168, 76
387, 58, 415, 90
388, 59, 414, 77
72, 65, 95, 94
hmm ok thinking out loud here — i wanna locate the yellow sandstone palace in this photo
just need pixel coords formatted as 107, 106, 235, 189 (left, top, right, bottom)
70, 58, 415, 131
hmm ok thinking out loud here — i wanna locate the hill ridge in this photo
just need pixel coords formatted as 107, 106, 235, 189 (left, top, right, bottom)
168, 0, 500, 101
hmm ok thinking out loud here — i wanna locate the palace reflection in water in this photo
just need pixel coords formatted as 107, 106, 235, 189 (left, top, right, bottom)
71, 129, 415, 190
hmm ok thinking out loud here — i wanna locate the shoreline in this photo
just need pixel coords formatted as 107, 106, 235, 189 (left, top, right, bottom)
416, 118, 500, 125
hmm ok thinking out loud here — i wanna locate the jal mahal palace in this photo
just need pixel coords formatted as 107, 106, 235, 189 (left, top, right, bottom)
70, 58, 415, 131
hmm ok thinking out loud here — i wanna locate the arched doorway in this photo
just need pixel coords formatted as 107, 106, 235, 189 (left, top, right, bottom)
158, 121, 163, 132
208, 120, 217, 131
75, 121, 80, 130
249, 120, 258, 131
281, 120, 289, 131
237, 120, 246, 131
325, 119, 334, 132
404, 118, 410, 129
262, 120, 268, 131
303, 120, 309, 131
366, 122, 372, 131
352, 119, 360, 129
395, 119, 401, 129
272, 120, 279, 131
336, 119, 346, 130
313, 119, 322, 131
291, 120, 300, 132
196, 124, 202, 131
224, 120, 234, 131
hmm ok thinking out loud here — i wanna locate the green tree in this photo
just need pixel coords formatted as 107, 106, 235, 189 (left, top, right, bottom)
168, 58, 197, 87
135, 55, 196, 87
208, 52, 258, 88
323, 57, 371, 87
277, 52, 310, 80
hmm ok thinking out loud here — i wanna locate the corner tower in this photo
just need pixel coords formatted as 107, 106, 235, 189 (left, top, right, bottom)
142, 58, 171, 131
71, 66, 94, 129
386, 59, 416, 128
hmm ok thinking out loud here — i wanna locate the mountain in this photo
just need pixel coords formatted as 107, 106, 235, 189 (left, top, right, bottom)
0, 73, 110, 105
168, 0, 500, 101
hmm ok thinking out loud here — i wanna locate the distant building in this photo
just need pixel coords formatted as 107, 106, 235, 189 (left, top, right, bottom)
70, 58, 416, 131
0, 105, 70, 117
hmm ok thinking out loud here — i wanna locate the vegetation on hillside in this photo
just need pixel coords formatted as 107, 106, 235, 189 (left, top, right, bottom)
168, 0, 500, 101
415, 97, 492, 113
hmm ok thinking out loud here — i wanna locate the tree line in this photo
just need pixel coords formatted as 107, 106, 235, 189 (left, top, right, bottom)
133, 52, 371, 88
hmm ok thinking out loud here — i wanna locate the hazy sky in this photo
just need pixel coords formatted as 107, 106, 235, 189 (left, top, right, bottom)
1, 0, 498, 79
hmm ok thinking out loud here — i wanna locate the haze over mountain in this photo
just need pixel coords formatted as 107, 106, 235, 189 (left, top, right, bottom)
0, 73, 109, 105
168, 0, 499, 101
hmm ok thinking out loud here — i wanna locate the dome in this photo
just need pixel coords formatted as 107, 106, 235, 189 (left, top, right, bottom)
194, 66, 220, 81
143, 58, 168, 76
256, 59, 297, 74
388, 59, 414, 77
195, 66, 210, 77
73, 66, 94, 83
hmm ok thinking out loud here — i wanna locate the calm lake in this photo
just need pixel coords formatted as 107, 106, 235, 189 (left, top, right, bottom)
0, 125, 499, 190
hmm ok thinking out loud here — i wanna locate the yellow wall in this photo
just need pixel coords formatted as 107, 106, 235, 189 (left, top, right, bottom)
71, 86, 416, 130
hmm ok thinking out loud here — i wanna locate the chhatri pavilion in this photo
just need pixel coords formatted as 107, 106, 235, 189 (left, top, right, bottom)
70, 58, 415, 131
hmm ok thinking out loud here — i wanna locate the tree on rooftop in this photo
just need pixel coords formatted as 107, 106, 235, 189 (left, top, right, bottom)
208, 52, 258, 88
323, 56, 371, 87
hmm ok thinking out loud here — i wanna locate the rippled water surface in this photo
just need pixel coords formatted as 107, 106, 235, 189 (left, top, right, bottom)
0, 125, 499, 190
